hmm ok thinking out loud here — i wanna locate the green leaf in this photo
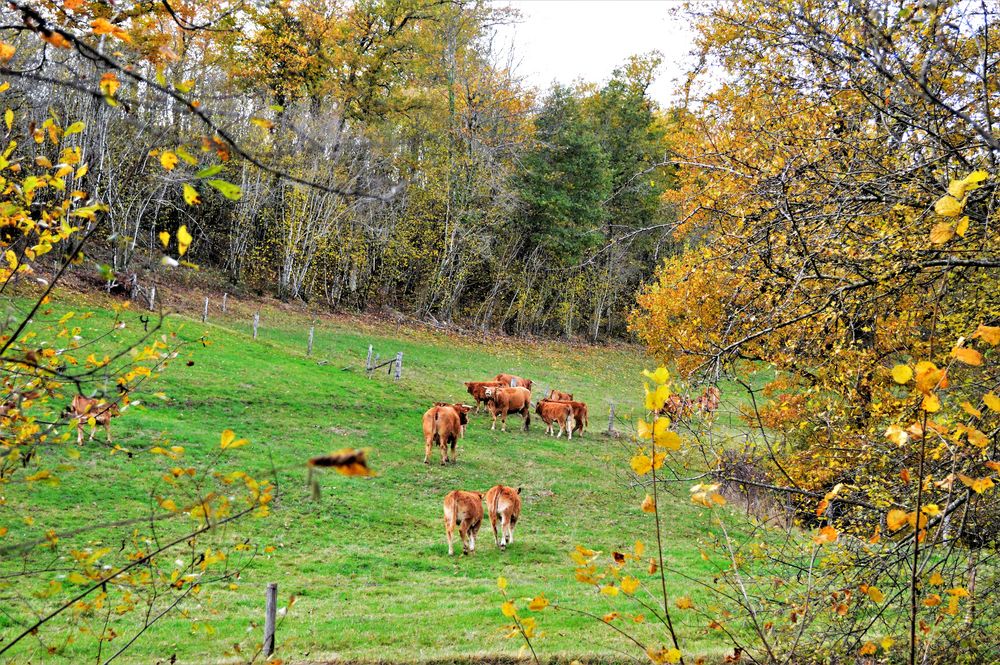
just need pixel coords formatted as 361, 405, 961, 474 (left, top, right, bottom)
206, 179, 241, 201
195, 164, 223, 178
176, 145, 198, 166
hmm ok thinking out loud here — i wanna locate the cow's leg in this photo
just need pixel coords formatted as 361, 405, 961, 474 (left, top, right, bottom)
469, 520, 480, 553
508, 516, 517, 545
88, 423, 97, 442
523, 410, 530, 432
446, 517, 455, 556
76, 420, 84, 445
499, 513, 508, 550
459, 521, 470, 555
501, 409, 508, 432
105, 420, 112, 443
440, 435, 449, 466
490, 407, 497, 431
424, 434, 433, 464
449, 434, 457, 464
490, 509, 499, 546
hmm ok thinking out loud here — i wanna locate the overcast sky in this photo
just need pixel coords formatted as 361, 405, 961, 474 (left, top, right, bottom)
490, 1, 698, 107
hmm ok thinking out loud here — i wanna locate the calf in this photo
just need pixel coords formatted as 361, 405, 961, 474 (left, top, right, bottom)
547, 389, 573, 401
484, 386, 532, 432
495, 373, 533, 391
485, 485, 522, 551
535, 399, 575, 438
66, 395, 120, 444
422, 404, 463, 465
555, 399, 588, 437
443, 490, 483, 555
464, 381, 504, 413
434, 402, 471, 436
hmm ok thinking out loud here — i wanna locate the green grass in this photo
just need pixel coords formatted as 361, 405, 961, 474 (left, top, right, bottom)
0, 289, 751, 664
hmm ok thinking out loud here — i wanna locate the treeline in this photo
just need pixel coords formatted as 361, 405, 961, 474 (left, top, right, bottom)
3, 1, 678, 339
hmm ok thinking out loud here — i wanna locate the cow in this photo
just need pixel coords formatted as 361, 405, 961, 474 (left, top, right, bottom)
535, 399, 575, 439
422, 404, 463, 465
464, 381, 505, 413
495, 373, 533, 391
547, 389, 573, 401
443, 489, 484, 555
661, 393, 695, 421
553, 399, 588, 437
434, 402, 471, 437
484, 386, 532, 432
66, 395, 120, 444
485, 485, 522, 551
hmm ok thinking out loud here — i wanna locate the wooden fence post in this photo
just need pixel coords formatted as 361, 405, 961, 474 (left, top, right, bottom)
253, 312, 260, 340
148, 286, 155, 311
202, 297, 208, 323
365, 345, 373, 374
222, 292, 227, 313
394, 351, 403, 380
263, 582, 277, 657
307, 326, 314, 356
607, 402, 616, 434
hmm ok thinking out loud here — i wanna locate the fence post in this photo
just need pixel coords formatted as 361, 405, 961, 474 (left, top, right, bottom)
253, 312, 260, 340
307, 326, 314, 356
607, 402, 616, 434
365, 345, 373, 374
148, 286, 156, 311
222, 292, 227, 313
394, 351, 403, 380
202, 297, 208, 323
263, 582, 277, 657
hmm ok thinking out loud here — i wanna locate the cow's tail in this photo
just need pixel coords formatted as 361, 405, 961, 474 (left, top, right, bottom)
492, 486, 502, 520
444, 491, 458, 529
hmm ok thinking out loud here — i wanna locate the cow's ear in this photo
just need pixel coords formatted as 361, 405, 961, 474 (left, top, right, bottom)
516, 487, 522, 495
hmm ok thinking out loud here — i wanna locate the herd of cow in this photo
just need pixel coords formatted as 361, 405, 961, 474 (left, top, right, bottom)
423, 372, 588, 556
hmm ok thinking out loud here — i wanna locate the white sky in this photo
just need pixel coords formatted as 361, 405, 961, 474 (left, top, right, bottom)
490, 1, 698, 107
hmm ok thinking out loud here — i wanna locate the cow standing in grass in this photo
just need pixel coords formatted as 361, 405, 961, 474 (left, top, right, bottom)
554, 399, 588, 437
484, 386, 531, 432
495, 373, 533, 391
422, 404, 463, 465
535, 399, 575, 438
434, 402, 471, 437
66, 395, 120, 444
443, 490, 483, 555
464, 381, 504, 413
547, 389, 573, 401
485, 485, 521, 551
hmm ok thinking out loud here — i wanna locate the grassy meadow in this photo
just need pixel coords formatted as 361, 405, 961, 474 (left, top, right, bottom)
2, 288, 754, 664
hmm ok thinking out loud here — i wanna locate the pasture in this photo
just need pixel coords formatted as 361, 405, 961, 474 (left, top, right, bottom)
4, 290, 750, 664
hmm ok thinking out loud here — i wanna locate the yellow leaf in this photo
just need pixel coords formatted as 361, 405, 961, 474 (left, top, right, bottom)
675, 596, 693, 609
100, 72, 119, 99
983, 392, 1000, 413
881, 636, 894, 650
656, 429, 682, 451
637, 419, 653, 439
929, 572, 944, 586
159, 231, 170, 248
183, 184, 201, 206
634, 540, 645, 557
641, 494, 655, 513
891, 364, 913, 384
177, 224, 192, 256
929, 222, 955, 244
621, 576, 639, 594
68, 572, 88, 585
600, 585, 619, 596
251, 117, 274, 130
951, 345, 983, 366
497, 576, 507, 590
958, 474, 994, 494
859, 642, 877, 656
4, 109, 12, 132
921, 392, 940, 413
971, 324, 1000, 346
934, 195, 964, 217
914, 361, 944, 394
0, 42, 15, 61
160, 151, 178, 171
501, 601, 516, 617
528, 595, 549, 611
961, 401, 982, 418
219, 429, 248, 449
866, 586, 885, 603
642, 366, 670, 385
923, 594, 941, 607
665, 648, 682, 664
887, 509, 908, 531
630, 454, 652, 476
812, 525, 838, 545
947, 586, 970, 597
955, 216, 970, 237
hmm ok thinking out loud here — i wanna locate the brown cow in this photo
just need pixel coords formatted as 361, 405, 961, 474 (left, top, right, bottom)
484, 386, 532, 432
443, 490, 483, 555
697, 386, 722, 415
535, 399, 575, 439
547, 389, 573, 401
464, 381, 505, 413
495, 373, 534, 391
422, 404, 463, 465
67, 395, 120, 444
553, 399, 588, 437
434, 402, 471, 436
485, 485, 522, 551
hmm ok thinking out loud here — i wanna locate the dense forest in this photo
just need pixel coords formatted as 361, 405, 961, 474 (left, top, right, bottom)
2, 0, 677, 340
